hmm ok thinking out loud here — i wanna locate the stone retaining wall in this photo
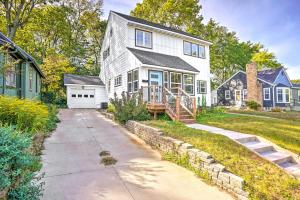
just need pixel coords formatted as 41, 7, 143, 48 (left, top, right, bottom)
100, 111, 115, 120
126, 120, 249, 200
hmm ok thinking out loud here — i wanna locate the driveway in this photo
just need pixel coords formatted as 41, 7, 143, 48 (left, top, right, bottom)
41, 109, 233, 200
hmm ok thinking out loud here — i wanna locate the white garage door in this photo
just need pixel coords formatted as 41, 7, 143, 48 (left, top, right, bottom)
68, 88, 96, 108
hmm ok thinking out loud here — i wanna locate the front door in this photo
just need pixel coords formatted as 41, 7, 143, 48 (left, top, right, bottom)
149, 71, 163, 102
235, 90, 242, 107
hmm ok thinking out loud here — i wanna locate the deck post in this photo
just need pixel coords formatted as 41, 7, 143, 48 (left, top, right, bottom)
176, 96, 180, 121
193, 97, 197, 119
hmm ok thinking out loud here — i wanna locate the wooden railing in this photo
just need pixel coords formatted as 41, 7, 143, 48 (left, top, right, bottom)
141, 85, 163, 103
178, 87, 197, 119
163, 87, 177, 120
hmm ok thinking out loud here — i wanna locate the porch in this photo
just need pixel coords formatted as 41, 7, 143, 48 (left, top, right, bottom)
140, 85, 197, 123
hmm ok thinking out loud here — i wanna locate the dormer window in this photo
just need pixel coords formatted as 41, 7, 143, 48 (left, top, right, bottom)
135, 29, 152, 49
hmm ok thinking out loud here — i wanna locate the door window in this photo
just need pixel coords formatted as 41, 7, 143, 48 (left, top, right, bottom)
170, 72, 182, 94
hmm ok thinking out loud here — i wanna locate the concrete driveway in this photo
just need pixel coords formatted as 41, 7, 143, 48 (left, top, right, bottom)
41, 109, 233, 200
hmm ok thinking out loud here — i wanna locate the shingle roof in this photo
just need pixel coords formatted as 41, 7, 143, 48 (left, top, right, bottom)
127, 47, 199, 72
257, 67, 283, 83
293, 83, 300, 88
112, 11, 208, 43
0, 32, 45, 78
64, 74, 104, 86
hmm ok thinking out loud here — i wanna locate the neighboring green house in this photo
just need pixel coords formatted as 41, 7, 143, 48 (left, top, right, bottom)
0, 32, 44, 99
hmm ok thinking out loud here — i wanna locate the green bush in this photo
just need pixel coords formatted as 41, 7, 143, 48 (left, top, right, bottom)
107, 103, 116, 113
246, 100, 261, 110
45, 104, 60, 132
0, 126, 43, 200
0, 96, 49, 133
110, 92, 151, 124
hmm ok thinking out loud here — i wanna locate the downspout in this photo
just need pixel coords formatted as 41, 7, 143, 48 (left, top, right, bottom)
272, 86, 275, 108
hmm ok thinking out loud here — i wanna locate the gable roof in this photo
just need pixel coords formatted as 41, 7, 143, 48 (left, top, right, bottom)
64, 74, 104, 86
293, 83, 300, 88
0, 32, 45, 78
127, 47, 199, 73
112, 11, 211, 44
257, 67, 283, 83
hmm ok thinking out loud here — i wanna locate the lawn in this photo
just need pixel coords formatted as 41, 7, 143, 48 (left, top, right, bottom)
197, 112, 300, 154
229, 110, 300, 121
144, 120, 300, 200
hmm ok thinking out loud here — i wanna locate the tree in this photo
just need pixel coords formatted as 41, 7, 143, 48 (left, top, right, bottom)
0, 0, 50, 40
251, 50, 281, 70
292, 79, 300, 84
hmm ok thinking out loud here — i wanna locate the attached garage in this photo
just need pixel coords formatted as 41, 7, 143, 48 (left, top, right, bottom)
64, 74, 108, 109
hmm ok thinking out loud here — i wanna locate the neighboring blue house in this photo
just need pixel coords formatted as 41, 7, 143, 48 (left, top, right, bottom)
215, 63, 300, 111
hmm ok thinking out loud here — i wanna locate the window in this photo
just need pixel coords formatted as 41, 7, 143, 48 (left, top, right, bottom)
78, 94, 82, 98
84, 94, 88, 98
183, 74, 194, 95
90, 95, 94, 98
199, 45, 205, 58
103, 47, 110, 60
183, 41, 205, 58
197, 80, 207, 94
243, 89, 247, 101
298, 90, 300, 102
127, 69, 139, 92
164, 71, 169, 89
277, 88, 290, 103
5, 70, 16, 87
29, 67, 33, 90
225, 90, 231, 100
264, 88, 271, 100
110, 28, 113, 37
36, 73, 39, 93
114, 75, 122, 87
170, 72, 182, 94
183, 41, 191, 55
72, 94, 76, 97
108, 79, 111, 93
135, 29, 152, 48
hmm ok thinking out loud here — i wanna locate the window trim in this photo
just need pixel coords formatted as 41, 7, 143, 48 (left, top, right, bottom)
276, 87, 290, 103
183, 74, 195, 95
127, 69, 139, 93
183, 41, 192, 56
298, 90, 300, 103
29, 66, 33, 91
197, 80, 207, 94
183, 40, 205, 59
135, 29, 153, 49
163, 71, 169, 89
242, 89, 247, 101
114, 75, 122, 87
263, 88, 271, 100
225, 90, 231, 100
170, 72, 182, 94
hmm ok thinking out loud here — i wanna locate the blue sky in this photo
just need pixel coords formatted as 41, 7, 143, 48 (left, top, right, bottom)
103, 0, 300, 80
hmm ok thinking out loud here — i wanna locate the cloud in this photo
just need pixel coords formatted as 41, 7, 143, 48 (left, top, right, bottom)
286, 65, 300, 80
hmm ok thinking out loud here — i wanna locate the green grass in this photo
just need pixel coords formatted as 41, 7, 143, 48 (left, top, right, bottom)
229, 110, 300, 121
144, 120, 300, 200
198, 112, 300, 154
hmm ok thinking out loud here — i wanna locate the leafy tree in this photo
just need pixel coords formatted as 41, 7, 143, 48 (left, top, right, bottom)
251, 50, 281, 69
292, 79, 300, 84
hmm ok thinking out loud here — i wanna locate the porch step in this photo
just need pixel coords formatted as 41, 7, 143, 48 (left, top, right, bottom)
179, 114, 194, 120
280, 162, 300, 172
234, 135, 258, 143
243, 141, 274, 153
180, 119, 196, 124
260, 151, 293, 164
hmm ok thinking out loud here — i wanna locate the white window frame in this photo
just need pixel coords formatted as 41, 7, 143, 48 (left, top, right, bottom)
263, 88, 271, 100
163, 71, 169, 89
135, 29, 152, 49
127, 69, 139, 93
114, 75, 122, 87
183, 41, 205, 59
298, 90, 300, 103
276, 87, 290, 103
235, 90, 242, 102
225, 90, 231, 100
170, 72, 182, 94
197, 80, 207, 94
108, 79, 111, 93
183, 74, 194, 95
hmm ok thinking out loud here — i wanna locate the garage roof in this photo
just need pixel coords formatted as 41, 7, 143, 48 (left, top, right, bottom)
64, 74, 104, 86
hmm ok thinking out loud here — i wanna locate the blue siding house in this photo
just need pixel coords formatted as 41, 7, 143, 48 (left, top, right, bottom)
215, 63, 300, 111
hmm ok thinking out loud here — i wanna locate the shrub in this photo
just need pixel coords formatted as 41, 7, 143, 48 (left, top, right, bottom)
107, 103, 116, 113
271, 107, 282, 112
110, 92, 151, 124
0, 96, 49, 133
246, 100, 261, 110
0, 126, 43, 200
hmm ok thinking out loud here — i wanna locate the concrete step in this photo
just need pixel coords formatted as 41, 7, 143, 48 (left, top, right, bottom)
280, 162, 300, 173
260, 151, 293, 164
243, 141, 274, 153
291, 169, 300, 179
179, 115, 194, 119
234, 135, 258, 143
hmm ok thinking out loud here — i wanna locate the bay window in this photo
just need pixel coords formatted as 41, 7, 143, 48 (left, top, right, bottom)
135, 29, 152, 49
183, 74, 194, 95
277, 88, 290, 103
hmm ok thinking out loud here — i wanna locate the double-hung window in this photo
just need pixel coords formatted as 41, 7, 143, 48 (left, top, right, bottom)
114, 75, 122, 87
225, 90, 231, 100
264, 88, 271, 100
183, 74, 194, 95
277, 88, 290, 103
135, 29, 152, 49
197, 80, 207, 94
170, 72, 182, 94
127, 69, 139, 92
243, 89, 248, 101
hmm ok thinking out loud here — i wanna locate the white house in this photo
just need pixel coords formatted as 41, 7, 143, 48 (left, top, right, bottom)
100, 11, 212, 109
64, 74, 108, 108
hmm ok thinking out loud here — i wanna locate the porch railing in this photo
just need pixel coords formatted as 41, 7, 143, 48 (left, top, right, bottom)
141, 85, 163, 103
178, 87, 197, 119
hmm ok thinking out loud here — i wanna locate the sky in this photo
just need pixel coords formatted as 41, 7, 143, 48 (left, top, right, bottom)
102, 0, 300, 80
